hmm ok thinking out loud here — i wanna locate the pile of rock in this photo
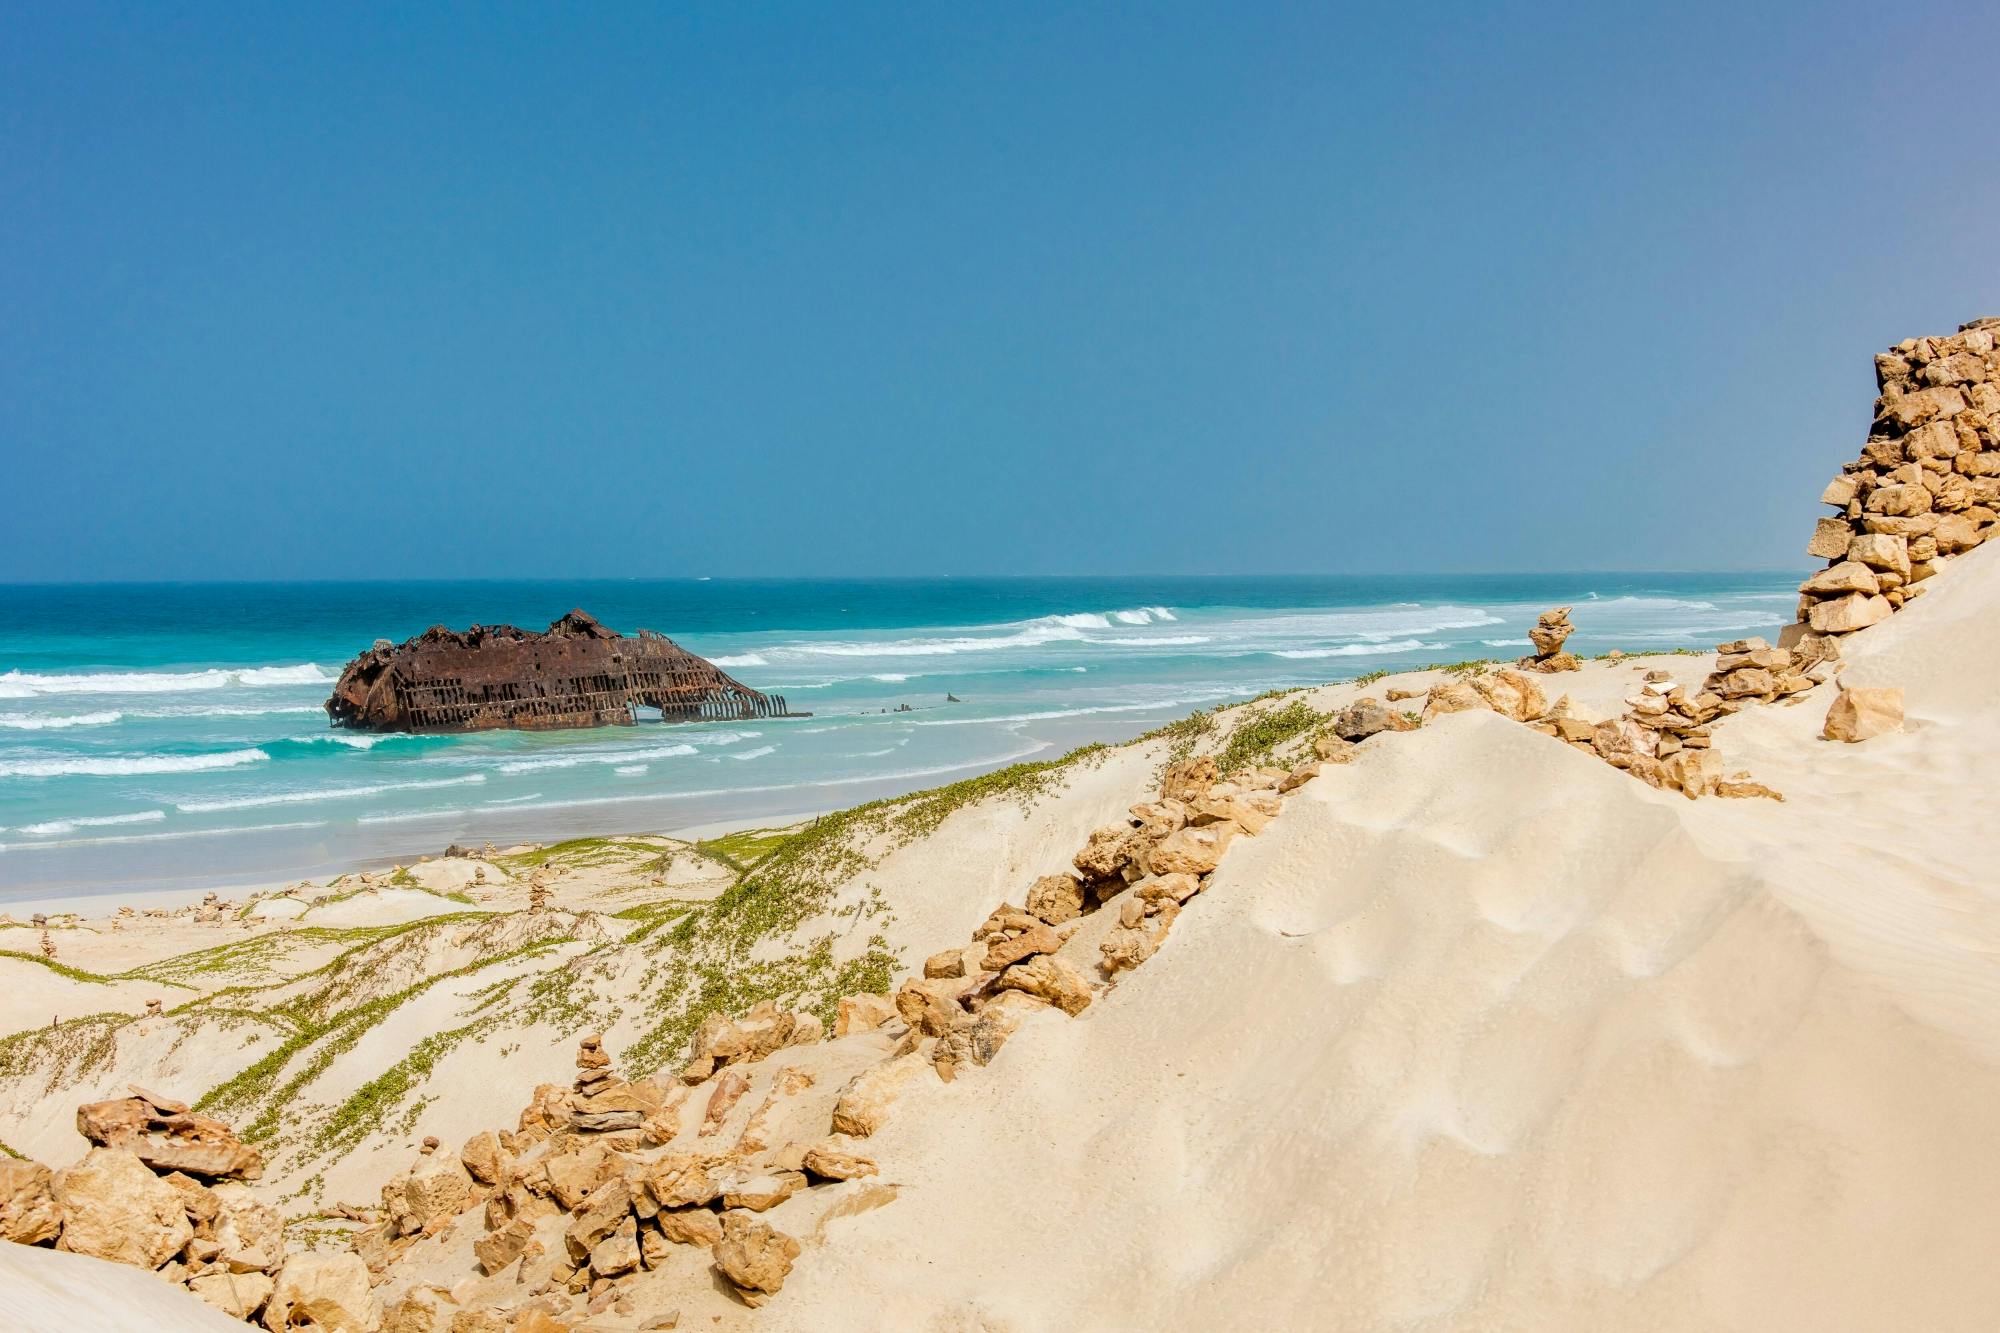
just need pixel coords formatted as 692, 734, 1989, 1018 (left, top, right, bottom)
0, 1087, 365, 1327
1582, 637, 1822, 799
1519, 606, 1581, 672
1793, 318, 2000, 648
351, 1030, 872, 1323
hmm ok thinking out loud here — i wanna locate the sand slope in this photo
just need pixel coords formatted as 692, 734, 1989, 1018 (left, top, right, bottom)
756, 556, 2000, 1330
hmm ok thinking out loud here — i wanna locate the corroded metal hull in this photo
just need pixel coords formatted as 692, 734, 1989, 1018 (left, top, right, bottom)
324, 610, 800, 734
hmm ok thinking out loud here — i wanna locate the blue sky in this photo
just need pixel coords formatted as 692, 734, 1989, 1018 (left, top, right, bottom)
3, 2, 1997, 581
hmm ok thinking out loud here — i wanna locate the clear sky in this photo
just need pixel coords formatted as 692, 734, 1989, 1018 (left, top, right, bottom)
4, 2, 1997, 582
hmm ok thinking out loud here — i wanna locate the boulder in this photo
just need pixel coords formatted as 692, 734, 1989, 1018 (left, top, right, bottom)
1807, 516, 1855, 559
263, 1252, 376, 1333
1807, 592, 1893, 634
1800, 561, 1881, 596
830, 1053, 929, 1138
655, 1207, 724, 1248
402, 1155, 472, 1233
75, 1097, 263, 1181
982, 923, 1060, 973
1823, 686, 1904, 742
801, 1139, 878, 1182
1160, 756, 1219, 803
833, 993, 897, 1037
1022, 873, 1088, 925
1332, 697, 1408, 741
211, 1181, 283, 1273
1422, 679, 1487, 720
52, 1147, 191, 1270
190, 1270, 275, 1321
459, 1130, 510, 1186
997, 954, 1094, 1016
0, 1158, 61, 1245
894, 977, 963, 1037
1145, 823, 1237, 877
1846, 532, 1911, 575
712, 1212, 801, 1307
1470, 669, 1546, 722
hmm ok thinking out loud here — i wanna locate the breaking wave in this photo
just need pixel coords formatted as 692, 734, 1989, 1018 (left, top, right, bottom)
709, 653, 768, 668
16, 810, 168, 836
1270, 640, 1445, 659
0, 710, 123, 730
0, 663, 330, 698
0, 748, 271, 778
176, 773, 487, 814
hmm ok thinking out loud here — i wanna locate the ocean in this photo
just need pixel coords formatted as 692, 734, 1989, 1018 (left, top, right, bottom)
0, 575, 1799, 900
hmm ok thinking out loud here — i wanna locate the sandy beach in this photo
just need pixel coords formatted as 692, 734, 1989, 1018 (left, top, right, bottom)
8, 499, 2000, 1326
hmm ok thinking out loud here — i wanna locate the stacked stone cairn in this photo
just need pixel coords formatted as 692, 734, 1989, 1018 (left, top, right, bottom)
1518, 605, 1581, 673
0, 1087, 371, 1327
1793, 318, 2000, 649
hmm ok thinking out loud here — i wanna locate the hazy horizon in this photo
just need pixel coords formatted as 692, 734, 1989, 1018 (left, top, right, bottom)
5, 3, 1998, 583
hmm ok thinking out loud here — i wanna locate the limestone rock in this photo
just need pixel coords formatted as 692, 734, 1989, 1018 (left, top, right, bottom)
1807, 516, 1854, 559
1470, 669, 1547, 722
894, 977, 963, 1037
1807, 592, 1892, 633
75, 1096, 263, 1181
982, 923, 1060, 973
190, 1270, 275, 1321
830, 1053, 929, 1138
1422, 679, 1486, 720
1022, 873, 1088, 925
1160, 756, 1219, 803
53, 1147, 191, 1270
711, 1211, 800, 1307
1800, 561, 1881, 596
654, 1207, 723, 1248
263, 1252, 376, 1333
801, 1139, 877, 1181
997, 954, 1094, 1016
1332, 697, 1408, 741
834, 993, 896, 1037
0, 1158, 61, 1245
460, 1130, 510, 1186
1146, 822, 1237, 877
211, 1181, 283, 1273
1823, 686, 1904, 742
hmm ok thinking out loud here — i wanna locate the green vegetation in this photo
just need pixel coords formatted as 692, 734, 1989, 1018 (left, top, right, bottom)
1216, 699, 1327, 772
1142, 707, 1219, 763
0, 949, 148, 987
0, 1138, 22, 1160
1351, 668, 1391, 685
1439, 658, 1497, 676
496, 835, 668, 872
696, 825, 799, 873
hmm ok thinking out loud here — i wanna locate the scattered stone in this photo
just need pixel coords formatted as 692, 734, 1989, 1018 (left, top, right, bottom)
0, 1159, 62, 1245
712, 1211, 801, 1307
263, 1252, 377, 1333
1823, 685, 1905, 742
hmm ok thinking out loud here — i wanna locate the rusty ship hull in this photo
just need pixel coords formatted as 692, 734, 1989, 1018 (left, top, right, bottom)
324, 610, 802, 734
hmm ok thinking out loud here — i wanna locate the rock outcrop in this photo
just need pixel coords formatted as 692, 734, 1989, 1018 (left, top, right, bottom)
1791, 319, 2000, 649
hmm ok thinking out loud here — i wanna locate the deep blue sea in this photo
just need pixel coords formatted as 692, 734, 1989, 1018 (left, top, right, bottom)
0, 575, 1799, 899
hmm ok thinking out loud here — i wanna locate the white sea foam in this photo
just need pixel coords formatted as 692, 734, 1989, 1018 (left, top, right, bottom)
1045, 612, 1113, 629
1269, 640, 1444, 659
1481, 638, 1533, 648
730, 745, 777, 761
709, 653, 768, 668
1081, 634, 1213, 647
870, 673, 910, 683
0, 663, 330, 698
614, 765, 649, 775
795, 624, 1091, 658
495, 743, 697, 775
0, 819, 327, 854
16, 810, 168, 836
0, 710, 123, 730
0, 748, 271, 778
907, 691, 1242, 727
175, 773, 486, 814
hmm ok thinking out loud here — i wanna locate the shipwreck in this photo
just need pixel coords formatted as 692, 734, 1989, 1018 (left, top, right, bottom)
324, 609, 802, 734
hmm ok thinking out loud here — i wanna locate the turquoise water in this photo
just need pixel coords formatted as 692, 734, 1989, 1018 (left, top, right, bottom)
0, 575, 1798, 898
